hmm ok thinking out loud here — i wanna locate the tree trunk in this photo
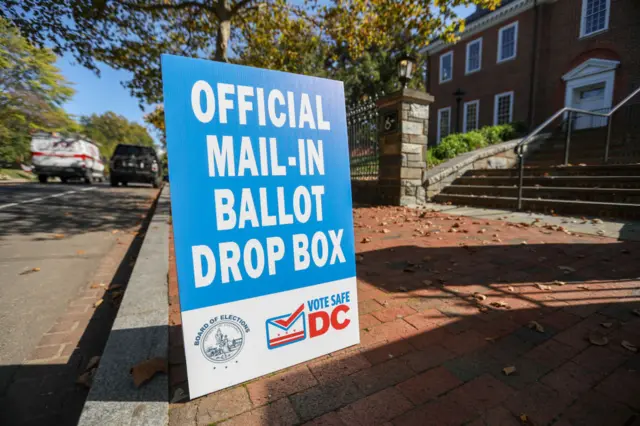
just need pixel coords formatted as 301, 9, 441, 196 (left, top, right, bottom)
214, 0, 230, 62
214, 19, 230, 62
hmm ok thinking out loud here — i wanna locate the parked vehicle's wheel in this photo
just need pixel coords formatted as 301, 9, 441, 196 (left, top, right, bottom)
84, 174, 94, 185
121, 181, 128, 186
38, 175, 47, 184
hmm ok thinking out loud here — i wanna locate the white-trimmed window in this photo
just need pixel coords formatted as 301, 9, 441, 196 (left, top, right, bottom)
465, 38, 482, 74
494, 92, 514, 125
580, 0, 610, 37
463, 100, 480, 132
437, 107, 452, 142
439, 51, 453, 83
497, 22, 518, 63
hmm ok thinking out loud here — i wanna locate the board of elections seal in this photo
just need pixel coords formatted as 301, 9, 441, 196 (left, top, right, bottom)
199, 315, 249, 363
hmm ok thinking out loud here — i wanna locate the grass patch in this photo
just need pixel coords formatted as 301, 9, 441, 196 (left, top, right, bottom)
0, 168, 35, 181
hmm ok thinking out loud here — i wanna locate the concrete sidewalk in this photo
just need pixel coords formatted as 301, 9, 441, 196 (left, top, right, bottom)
167, 205, 640, 426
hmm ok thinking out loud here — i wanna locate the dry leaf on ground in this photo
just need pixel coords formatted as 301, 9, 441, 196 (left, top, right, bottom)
491, 301, 510, 309
552, 280, 566, 286
502, 366, 517, 376
601, 322, 613, 329
111, 230, 119, 234
361, 237, 371, 243
507, 286, 515, 292
86, 356, 101, 371
76, 371, 94, 388
19, 267, 40, 275
528, 321, 545, 333
77, 250, 85, 255
535, 283, 551, 291
422, 280, 433, 286
130, 357, 168, 388
109, 284, 123, 291
621, 341, 638, 352
53, 233, 65, 239
473, 293, 487, 301
632, 309, 640, 317
93, 299, 103, 308
588, 332, 609, 346
90, 283, 106, 289
558, 266, 576, 273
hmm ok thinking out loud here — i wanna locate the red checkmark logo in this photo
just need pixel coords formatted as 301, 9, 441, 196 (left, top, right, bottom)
275, 304, 304, 328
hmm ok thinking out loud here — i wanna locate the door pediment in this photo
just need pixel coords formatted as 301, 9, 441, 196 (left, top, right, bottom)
562, 58, 620, 81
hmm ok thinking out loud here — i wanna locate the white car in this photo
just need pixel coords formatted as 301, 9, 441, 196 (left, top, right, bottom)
31, 132, 105, 184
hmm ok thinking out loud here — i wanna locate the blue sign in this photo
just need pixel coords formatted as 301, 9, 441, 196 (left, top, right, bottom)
162, 55, 359, 398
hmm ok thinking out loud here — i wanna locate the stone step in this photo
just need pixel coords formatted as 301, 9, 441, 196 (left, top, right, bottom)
454, 175, 640, 188
442, 185, 640, 204
433, 193, 640, 219
463, 164, 640, 177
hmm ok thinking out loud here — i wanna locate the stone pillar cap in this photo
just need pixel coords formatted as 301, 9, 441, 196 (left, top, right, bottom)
376, 88, 434, 108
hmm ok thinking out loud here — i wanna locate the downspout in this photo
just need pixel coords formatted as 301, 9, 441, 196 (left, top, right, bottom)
527, 0, 541, 128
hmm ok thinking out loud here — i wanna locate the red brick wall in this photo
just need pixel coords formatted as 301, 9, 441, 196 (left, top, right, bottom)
427, 9, 537, 146
426, 0, 640, 146
534, 0, 640, 122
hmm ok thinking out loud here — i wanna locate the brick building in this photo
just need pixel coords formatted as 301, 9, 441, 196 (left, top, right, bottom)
424, 0, 640, 145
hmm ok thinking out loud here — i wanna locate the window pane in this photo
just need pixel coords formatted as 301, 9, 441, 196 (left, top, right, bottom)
496, 95, 512, 124
468, 42, 480, 72
441, 54, 452, 81
584, 0, 607, 34
439, 110, 450, 139
500, 26, 516, 60
465, 103, 478, 131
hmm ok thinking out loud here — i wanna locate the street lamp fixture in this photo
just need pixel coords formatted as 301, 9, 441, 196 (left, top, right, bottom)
397, 54, 417, 89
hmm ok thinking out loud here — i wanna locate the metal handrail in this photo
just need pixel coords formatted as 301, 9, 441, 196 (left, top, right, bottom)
515, 87, 640, 209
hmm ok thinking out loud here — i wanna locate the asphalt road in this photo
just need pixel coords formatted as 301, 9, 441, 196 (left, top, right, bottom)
0, 181, 158, 393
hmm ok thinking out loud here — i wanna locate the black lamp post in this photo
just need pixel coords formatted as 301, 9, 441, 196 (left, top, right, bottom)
397, 54, 417, 89
453, 88, 466, 133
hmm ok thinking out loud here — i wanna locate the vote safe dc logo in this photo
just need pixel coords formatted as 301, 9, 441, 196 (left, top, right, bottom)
197, 315, 250, 363
266, 305, 307, 349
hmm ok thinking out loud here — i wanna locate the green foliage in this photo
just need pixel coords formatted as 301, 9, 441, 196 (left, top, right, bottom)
427, 123, 521, 167
0, 17, 76, 163
80, 112, 155, 159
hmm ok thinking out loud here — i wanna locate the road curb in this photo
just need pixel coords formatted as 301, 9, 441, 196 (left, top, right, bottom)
78, 185, 170, 426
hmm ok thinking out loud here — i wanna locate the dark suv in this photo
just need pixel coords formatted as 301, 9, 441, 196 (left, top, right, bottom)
109, 144, 162, 188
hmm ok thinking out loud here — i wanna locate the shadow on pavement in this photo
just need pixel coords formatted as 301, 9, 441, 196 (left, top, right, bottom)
166, 230, 640, 425
0, 183, 155, 239
0, 188, 160, 426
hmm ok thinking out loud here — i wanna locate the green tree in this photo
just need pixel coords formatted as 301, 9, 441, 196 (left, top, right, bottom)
80, 111, 155, 159
0, 17, 76, 163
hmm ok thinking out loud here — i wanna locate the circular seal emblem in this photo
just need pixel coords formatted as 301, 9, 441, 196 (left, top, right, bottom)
200, 319, 246, 363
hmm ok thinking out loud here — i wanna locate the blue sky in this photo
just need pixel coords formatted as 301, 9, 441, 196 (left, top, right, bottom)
56, 4, 475, 139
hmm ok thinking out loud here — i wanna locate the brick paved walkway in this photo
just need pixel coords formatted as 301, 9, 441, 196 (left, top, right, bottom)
168, 206, 640, 426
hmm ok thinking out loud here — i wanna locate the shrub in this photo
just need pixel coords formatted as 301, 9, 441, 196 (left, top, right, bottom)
426, 122, 523, 167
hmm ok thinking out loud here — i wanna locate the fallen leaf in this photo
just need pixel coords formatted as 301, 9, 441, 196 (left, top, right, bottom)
130, 357, 168, 388
422, 280, 433, 286
86, 355, 101, 371
502, 366, 517, 376
507, 286, 515, 292
600, 322, 613, 329
111, 230, 119, 234
76, 250, 85, 255
76, 371, 94, 388
520, 413, 529, 423
621, 341, 638, 353
111, 291, 123, 300
90, 283, 106, 289
381, 229, 390, 234
53, 233, 65, 239
558, 266, 576, 273
397, 286, 408, 292
588, 332, 609, 346
535, 283, 551, 291
361, 237, 372, 243
473, 292, 487, 301
93, 299, 103, 308
491, 301, 510, 309
528, 321, 545, 333
577, 285, 589, 290
632, 309, 640, 317
552, 280, 566, 286
19, 267, 40, 275
109, 284, 123, 291
171, 387, 188, 403
403, 267, 416, 273
64, 212, 73, 217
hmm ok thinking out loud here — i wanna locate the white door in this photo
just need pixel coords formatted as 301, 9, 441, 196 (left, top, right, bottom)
572, 84, 607, 129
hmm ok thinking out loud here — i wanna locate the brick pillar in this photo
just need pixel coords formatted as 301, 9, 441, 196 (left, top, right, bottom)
376, 88, 434, 206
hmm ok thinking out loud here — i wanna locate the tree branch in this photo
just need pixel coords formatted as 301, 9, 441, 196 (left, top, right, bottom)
117, 0, 216, 14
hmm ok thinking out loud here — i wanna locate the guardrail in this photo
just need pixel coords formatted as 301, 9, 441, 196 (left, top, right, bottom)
514, 87, 640, 210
